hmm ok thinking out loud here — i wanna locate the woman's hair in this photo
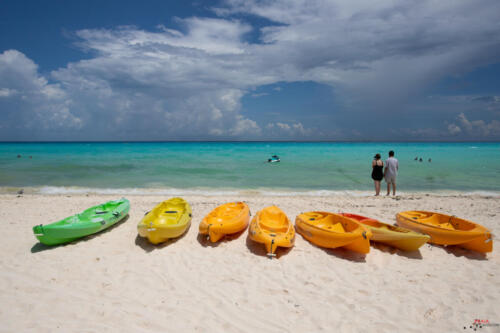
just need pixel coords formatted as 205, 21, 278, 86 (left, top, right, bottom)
374, 153, 381, 160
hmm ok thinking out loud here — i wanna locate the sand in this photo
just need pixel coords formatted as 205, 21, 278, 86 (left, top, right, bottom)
0, 193, 499, 332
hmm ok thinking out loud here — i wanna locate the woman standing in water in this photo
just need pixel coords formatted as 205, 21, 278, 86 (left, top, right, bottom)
371, 153, 384, 196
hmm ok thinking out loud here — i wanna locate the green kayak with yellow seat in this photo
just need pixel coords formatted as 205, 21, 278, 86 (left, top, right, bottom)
32, 198, 130, 245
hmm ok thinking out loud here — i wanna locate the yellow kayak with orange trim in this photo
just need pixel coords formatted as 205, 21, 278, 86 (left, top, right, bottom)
199, 202, 250, 242
248, 206, 295, 257
295, 212, 372, 254
137, 197, 192, 244
340, 213, 430, 251
396, 211, 492, 253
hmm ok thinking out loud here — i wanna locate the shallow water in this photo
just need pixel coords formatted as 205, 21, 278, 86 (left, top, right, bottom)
1, 142, 499, 193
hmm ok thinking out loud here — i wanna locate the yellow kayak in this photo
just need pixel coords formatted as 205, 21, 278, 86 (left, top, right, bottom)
396, 211, 493, 253
199, 202, 250, 242
248, 206, 295, 257
137, 197, 192, 244
295, 212, 372, 254
340, 213, 430, 251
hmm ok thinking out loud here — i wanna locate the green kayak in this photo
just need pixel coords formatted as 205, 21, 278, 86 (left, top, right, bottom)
33, 198, 130, 245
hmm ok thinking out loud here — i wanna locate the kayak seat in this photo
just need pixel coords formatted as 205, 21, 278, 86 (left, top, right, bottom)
165, 211, 178, 214
257, 207, 290, 233
260, 218, 288, 232
325, 222, 345, 233
438, 222, 455, 230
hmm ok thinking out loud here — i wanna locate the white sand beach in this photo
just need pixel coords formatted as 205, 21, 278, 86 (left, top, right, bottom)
0, 193, 499, 332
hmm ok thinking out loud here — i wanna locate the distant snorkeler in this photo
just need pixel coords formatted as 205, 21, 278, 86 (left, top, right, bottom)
428, 158, 431, 162
267, 155, 280, 163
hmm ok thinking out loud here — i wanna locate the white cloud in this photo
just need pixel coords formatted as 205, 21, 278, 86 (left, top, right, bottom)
292, 122, 308, 135
251, 92, 269, 98
448, 113, 500, 137
48, 22, 263, 139
0, 50, 81, 136
266, 121, 311, 137
230, 116, 261, 136
447, 123, 462, 135
276, 122, 290, 130
0, 88, 17, 97
2, 1, 500, 139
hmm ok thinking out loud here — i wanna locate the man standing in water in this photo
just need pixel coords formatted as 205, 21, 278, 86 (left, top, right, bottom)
384, 150, 399, 196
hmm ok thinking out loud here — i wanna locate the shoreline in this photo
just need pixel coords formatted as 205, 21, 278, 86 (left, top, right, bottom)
2, 185, 500, 197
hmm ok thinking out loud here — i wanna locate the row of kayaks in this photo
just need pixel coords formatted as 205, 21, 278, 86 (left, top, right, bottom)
32, 197, 493, 256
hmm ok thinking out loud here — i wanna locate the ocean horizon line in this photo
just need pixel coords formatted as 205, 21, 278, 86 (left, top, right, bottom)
1, 140, 500, 144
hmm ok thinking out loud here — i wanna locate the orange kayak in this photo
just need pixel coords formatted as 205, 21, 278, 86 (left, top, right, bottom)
248, 206, 295, 257
340, 213, 430, 251
295, 212, 372, 254
199, 202, 250, 242
396, 211, 492, 253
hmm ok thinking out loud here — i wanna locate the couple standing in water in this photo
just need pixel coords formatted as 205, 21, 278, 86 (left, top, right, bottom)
371, 150, 399, 196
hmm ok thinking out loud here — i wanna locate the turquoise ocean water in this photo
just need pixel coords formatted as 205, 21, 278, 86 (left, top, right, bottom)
0, 142, 499, 194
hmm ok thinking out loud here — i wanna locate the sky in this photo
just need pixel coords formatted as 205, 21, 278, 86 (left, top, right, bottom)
1, 0, 500, 141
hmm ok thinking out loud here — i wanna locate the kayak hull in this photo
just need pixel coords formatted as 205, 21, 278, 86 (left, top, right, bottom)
396, 211, 492, 253
248, 206, 295, 256
340, 213, 430, 251
138, 197, 192, 244
296, 212, 372, 254
199, 202, 250, 242
32, 198, 130, 246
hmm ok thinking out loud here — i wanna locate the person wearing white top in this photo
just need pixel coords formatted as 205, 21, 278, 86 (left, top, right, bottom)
384, 150, 399, 196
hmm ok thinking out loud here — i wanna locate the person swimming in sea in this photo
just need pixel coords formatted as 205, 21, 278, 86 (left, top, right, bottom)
267, 155, 280, 163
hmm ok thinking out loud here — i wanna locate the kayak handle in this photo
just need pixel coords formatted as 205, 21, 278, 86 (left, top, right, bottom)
267, 239, 276, 259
